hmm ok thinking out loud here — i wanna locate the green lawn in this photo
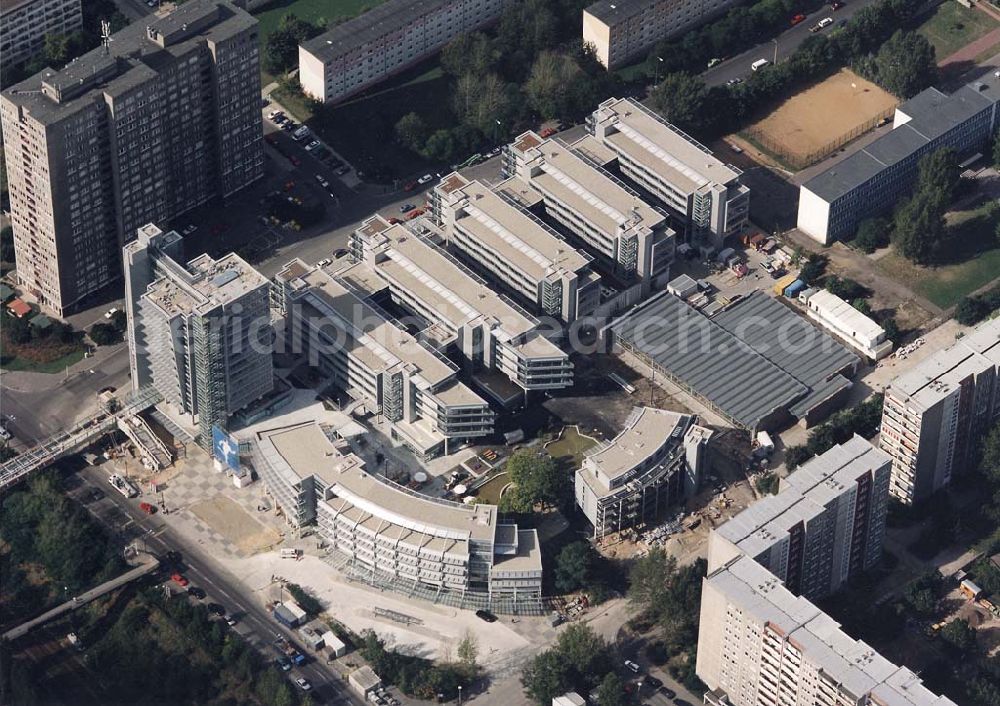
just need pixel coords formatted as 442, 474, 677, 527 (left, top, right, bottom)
0, 348, 85, 374
877, 203, 1000, 309
474, 472, 510, 505
253, 0, 383, 44
544, 426, 598, 471
917, 2, 998, 59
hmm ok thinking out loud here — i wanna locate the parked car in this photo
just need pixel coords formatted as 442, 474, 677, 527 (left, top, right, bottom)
275, 655, 292, 672
139, 502, 156, 515
171, 573, 189, 587
403, 181, 417, 192
399, 203, 415, 213
475, 609, 497, 623
790, 13, 806, 25
187, 587, 206, 599
726, 77, 743, 86
644, 676, 663, 689
417, 173, 434, 184
295, 678, 312, 691
336, 165, 350, 175
225, 615, 238, 626
288, 155, 301, 167
818, 16, 834, 27
659, 687, 676, 699
207, 603, 226, 616
305, 140, 321, 152
830, 1, 844, 9
707, 57, 722, 68
624, 660, 641, 674
334, 248, 349, 258
314, 174, 330, 188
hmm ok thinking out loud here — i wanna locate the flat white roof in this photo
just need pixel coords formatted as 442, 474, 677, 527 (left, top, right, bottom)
592, 97, 741, 194
808, 289, 885, 341
583, 407, 688, 483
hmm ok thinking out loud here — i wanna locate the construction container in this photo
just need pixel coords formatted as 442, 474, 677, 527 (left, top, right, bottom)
773, 274, 797, 296
784, 279, 806, 297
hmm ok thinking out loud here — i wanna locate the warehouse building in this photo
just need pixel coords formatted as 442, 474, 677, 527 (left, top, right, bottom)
709, 435, 892, 601
276, 260, 494, 459
880, 317, 1000, 504
575, 407, 712, 539
432, 173, 602, 323
250, 420, 543, 599
607, 291, 858, 431
582, 0, 741, 70
503, 130, 676, 289
586, 98, 750, 249
802, 289, 893, 360
797, 73, 1000, 244
348, 215, 574, 399
299, 0, 512, 104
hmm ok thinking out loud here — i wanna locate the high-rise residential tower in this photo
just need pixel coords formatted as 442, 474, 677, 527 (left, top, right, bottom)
0, 0, 263, 316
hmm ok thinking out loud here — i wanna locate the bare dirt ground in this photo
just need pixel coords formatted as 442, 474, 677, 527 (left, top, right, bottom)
189, 495, 281, 556
739, 69, 898, 167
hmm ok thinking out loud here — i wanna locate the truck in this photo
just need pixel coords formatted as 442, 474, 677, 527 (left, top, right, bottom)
280, 548, 302, 560
108, 473, 139, 498
276, 637, 307, 665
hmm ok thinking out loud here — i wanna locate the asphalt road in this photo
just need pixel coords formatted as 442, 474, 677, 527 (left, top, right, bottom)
70, 465, 363, 706
701, 0, 880, 87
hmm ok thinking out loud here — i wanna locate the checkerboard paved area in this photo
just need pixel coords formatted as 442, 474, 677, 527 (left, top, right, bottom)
161, 446, 285, 559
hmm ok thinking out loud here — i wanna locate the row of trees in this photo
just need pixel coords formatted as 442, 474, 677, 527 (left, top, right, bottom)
0, 471, 125, 625
360, 629, 476, 700
649, 0, 932, 142
955, 285, 1000, 326
892, 148, 961, 265
89, 309, 127, 346
784, 394, 884, 470
521, 624, 618, 705
263, 14, 326, 75
628, 549, 708, 690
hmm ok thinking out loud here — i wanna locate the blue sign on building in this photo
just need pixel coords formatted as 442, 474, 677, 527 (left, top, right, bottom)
212, 426, 240, 470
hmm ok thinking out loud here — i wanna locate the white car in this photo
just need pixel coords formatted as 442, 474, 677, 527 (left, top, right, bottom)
314, 174, 330, 188
624, 660, 641, 674
818, 16, 834, 28
182, 224, 197, 235
295, 678, 312, 691
417, 173, 434, 185
305, 140, 321, 152
104, 307, 119, 319
317, 258, 332, 267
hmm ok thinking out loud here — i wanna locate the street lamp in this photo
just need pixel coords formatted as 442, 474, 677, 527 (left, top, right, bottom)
771, 38, 778, 65
458, 685, 463, 706
654, 56, 664, 85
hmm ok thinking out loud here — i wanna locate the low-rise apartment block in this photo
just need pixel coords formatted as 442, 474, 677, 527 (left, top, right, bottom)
575, 407, 711, 539
586, 97, 749, 249
124, 224, 274, 443
879, 317, 1000, 504
802, 289, 893, 360
697, 437, 955, 706
299, 0, 511, 104
583, 0, 740, 70
1, 0, 82, 66
348, 215, 574, 400
709, 435, 891, 601
698, 555, 957, 706
0, 0, 263, 316
276, 259, 494, 459
504, 130, 676, 288
798, 74, 1000, 244
250, 421, 542, 598
432, 173, 601, 323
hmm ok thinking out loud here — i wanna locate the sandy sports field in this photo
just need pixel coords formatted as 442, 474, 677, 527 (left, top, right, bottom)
742, 69, 898, 168
189, 495, 281, 555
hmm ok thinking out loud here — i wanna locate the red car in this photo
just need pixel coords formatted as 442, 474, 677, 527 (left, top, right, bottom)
539, 127, 556, 138
403, 181, 417, 192
790, 13, 806, 25
139, 502, 156, 515
171, 573, 189, 587
288, 155, 301, 166
265, 134, 278, 145
387, 217, 402, 224
405, 207, 425, 221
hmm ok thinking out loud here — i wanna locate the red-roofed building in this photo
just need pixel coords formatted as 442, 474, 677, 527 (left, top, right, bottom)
6, 298, 31, 318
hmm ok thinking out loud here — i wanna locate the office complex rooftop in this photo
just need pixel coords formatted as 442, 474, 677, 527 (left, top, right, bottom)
590, 97, 742, 193
887, 317, 1000, 413
717, 435, 892, 559
144, 250, 268, 317
440, 175, 592, 281
584, 407, 689, 484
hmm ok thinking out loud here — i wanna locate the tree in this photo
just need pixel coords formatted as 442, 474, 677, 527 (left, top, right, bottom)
881, 317, 901, 344
866, 31, 936, 99
521, 649, 571, 705
554, 541, 591, 594
524, 51, 591, 122
649, 73, 709, 135
798, 253, 828, 285
824, 276, 867, 301
5, 314, 31, 344
784, 445, 812, 470
424, 129, 458, 162
851, 298, 873, 316
441, 32, 494, 78
555, 624, 613, 689
755, 472, 780, 496
595, 673, 626, 706
629, 547, 677, 610
503, 450, 565, 512
286, 582, 323, 615
395, 112, 429, 152
893, 197, 943, 265
853, 217, 890, 253
264, 14, 323, 75
940, 619, 976, 654
43, 33, 70, 65
109, 309, 127, 333
456, 630, 479, 672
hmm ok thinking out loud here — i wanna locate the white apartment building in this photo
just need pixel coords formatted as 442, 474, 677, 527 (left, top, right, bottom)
504, 131, 676, 288
880, 317, 1000, 504
299, 0, 511, 104
124, 224, 274, 444
431, 173, 601, 323
250, 421, 542, 597
586, 98, 749, 249
583, 0, 740, 70
698, 555, 958, 706
1, 0, 82, 66
348, 216, 574, 398
708, 435, 891, 601
277, 260, 494, 459
575, 407, 711, 540
802, 289, 893, 360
